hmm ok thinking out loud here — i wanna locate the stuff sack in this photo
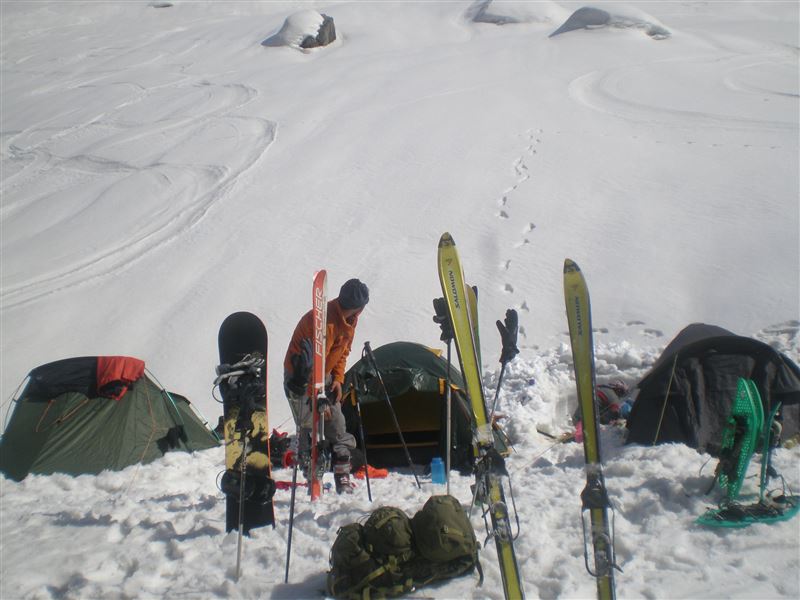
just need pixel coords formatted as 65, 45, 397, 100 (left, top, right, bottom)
363, 506, 414, 561
327, 522, 413, 599
410, 494, 481, 585
327, 496, 481, 599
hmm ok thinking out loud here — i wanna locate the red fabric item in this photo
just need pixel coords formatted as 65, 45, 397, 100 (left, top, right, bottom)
276, 480, 335, 492
276, 480, 308, 490
354, 464, 389, 479
574, 421, 584, 444
96, 356, 145, 400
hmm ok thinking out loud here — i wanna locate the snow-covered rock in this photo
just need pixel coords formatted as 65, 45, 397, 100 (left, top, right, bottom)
262, 9, 336, 50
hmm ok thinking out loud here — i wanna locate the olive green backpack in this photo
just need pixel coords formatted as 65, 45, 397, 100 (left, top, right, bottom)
327, 495, 481, 599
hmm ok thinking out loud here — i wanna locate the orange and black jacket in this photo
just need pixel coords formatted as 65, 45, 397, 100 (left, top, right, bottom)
283, 299, 359, 386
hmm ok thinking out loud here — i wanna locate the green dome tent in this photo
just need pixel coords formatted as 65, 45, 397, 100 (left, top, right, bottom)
343, 342, 506, 471
0, 356, 219, 481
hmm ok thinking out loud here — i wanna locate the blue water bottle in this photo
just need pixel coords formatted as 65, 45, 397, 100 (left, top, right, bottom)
431, 457, 445, 485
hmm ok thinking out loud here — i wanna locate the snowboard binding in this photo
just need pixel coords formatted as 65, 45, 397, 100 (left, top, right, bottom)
215, 353, 264, 396
220, 469, 276, 504
215, 353, 267, 436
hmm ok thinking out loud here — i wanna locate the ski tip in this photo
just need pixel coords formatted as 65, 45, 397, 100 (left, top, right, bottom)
438, 232, 455, 247
313, 269, 327, 278
563, 258, 580, 274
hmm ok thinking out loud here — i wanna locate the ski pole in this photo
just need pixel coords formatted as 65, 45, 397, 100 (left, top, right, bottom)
653, 353, 679, 445
433, 296, 455, 493
235, 436, 249, 581
490, 309, 519, 423
350, 378, 373, 502
363, 342, 421, 489
489, 361, 508, 425
445, 338, 452, 496
284, 448, 299, 583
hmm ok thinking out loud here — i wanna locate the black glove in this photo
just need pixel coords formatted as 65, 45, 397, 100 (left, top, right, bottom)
432, 297, 454, 342
496, 309, 519, 364
287, 339, 313, 396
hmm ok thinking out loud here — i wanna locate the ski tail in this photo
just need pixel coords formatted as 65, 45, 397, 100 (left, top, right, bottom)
564, 259, 618, 600
563, 260, 601, 464
466, 284, 482, 367
438, 232, 525, 600
437, 233, 491, 444
310, 269, 328, 501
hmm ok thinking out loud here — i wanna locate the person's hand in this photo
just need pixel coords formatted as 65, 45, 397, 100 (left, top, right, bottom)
330, 380, 343, 403
432, 297, 454, 342
287, 339, 313, 395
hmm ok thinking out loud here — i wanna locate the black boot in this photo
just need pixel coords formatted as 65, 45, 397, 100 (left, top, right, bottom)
296, 428, 311, 481
333, 454, 355, 495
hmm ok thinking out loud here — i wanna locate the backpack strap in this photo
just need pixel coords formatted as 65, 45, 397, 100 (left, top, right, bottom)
410, 553, 482, 589
348, 563, 413, 599
330, 554, 415, 600
475, 553, 485, 586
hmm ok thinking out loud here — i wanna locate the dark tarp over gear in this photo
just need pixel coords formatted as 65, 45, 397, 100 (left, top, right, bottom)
0, 356, 219, 481
343, 342, 505, 470
626, 324, 800, 455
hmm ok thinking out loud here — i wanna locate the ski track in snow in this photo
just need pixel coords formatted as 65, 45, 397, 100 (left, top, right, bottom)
1, 61, 277, 310
568, 52, 798, 137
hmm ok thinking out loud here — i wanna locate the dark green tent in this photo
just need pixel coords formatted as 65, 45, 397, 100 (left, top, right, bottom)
626, 324, 800, 454
343, 341, 504, 471
0, 356, 219, 481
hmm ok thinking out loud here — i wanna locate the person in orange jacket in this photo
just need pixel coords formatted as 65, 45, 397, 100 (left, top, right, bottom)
283, 278, 369, 494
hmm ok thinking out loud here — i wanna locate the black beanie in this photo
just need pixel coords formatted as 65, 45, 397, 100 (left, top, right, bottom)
338, 279, 369, 310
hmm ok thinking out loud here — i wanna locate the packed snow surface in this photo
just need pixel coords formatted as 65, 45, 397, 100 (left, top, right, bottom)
1, 1, 798, 599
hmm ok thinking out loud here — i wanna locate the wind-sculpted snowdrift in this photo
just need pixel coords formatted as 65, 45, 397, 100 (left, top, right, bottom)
549, 5, 671, 39
466, 1, 670, 39
466, 0, 568, 26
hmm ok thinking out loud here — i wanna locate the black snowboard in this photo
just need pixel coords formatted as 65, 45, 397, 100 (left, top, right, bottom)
217, 311, 275, 534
